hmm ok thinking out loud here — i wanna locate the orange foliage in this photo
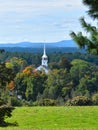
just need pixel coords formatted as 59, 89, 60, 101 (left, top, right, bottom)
8, 80, 15, 90
23, 65, 42, 78
23, 66, 34, 74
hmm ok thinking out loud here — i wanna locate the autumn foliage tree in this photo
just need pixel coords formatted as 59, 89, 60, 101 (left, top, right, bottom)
15, 65, 47, 101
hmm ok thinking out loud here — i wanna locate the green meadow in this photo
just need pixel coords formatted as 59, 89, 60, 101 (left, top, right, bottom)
0, 106, 98, 130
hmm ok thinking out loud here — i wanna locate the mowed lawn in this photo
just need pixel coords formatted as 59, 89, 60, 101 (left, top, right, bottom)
1, 106, 98, 130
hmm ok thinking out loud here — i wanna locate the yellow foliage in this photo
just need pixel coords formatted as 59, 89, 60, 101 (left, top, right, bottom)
5, 62, 13, 69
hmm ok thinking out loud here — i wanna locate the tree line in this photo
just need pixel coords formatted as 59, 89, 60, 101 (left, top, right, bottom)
0, 51, 98, 106
0, 51, 98, 66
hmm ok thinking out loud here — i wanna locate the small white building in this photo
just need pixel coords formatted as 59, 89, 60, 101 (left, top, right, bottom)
36, 44, 49, 73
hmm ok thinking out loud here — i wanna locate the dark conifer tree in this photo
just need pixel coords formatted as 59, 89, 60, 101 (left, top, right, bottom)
70, 0, 98, 55
0, 50, 15, 126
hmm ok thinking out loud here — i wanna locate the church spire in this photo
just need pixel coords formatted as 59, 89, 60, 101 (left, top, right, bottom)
42, 43, 48, 67
44, 43, 46, 56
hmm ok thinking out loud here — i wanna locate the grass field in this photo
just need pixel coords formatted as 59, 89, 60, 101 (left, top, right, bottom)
0, 106, 98, 130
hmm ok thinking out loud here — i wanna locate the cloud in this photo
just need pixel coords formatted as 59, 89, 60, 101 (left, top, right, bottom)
0, 0, 87, 43
0, 0, 85, 15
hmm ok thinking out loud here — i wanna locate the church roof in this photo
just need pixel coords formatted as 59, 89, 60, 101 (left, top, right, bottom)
36, 65, 49, 74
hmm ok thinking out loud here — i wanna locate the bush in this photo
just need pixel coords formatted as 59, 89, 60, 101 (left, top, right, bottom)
0, 98, 6, 106
10, 97, 22, 106
0, 105, 14, 126
92, 94, 98, 105
65, 96, 92, 106
56, 96, 65, 106
34, 99, 56, 106
42, 99, 56, 106
21, 100, 34, 106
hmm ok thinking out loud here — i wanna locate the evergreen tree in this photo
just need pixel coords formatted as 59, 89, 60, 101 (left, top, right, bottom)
70, 0, 98, 55
83, 0, 98, 19
0, 51, 15, 126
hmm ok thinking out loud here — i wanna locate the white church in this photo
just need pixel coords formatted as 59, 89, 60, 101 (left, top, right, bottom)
36, 44, 49, 73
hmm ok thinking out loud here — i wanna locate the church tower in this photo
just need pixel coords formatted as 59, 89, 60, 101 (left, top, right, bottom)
36, 43, 49, 73
41, 43, 48, 67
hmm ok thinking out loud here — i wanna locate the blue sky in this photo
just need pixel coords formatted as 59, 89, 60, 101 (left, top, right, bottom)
0, 0, 88, 43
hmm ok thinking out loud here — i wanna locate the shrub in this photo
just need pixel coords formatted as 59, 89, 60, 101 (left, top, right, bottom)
34, 99, 56, 106
65, 96, 92, 106
42, 99, 56, 106
10, 97, 22, 106
56, 96, 65, 106
21, 100, 34, 106
92, 93, 98, 105
0, 105, 14, 126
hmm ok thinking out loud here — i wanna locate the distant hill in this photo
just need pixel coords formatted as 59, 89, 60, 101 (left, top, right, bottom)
0, 40, 78, 48
0, 47, 85, 53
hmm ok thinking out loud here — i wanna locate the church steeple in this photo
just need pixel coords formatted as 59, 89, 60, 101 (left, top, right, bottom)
36, 43, 49, 73
42, 43, 48, 67
44, 43, 46, 56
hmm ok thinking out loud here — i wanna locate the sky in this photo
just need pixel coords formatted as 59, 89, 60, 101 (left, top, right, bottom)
0, 0, 88, 43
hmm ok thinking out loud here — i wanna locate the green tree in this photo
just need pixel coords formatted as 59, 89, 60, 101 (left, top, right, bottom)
77, 77, 97, 96
83, 0, 98, 19
43, 69, 72, 100
70, 59, 91, 86
7, 57, 27, 74
69, 59, 98, 97
59, 57, 72, 70
0, 61, 15, 126
0, 105, 14, 126
70, 0, 98, 55
15, 66, 47, 101
0, 63, 15, 90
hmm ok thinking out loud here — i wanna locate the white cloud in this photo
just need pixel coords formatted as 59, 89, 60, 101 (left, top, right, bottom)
0, 0, 87, 43
0, 0, 85, 15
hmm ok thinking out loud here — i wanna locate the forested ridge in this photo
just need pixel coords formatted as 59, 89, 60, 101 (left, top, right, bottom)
0, 51, 98, 106
0, 47, 85, 53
